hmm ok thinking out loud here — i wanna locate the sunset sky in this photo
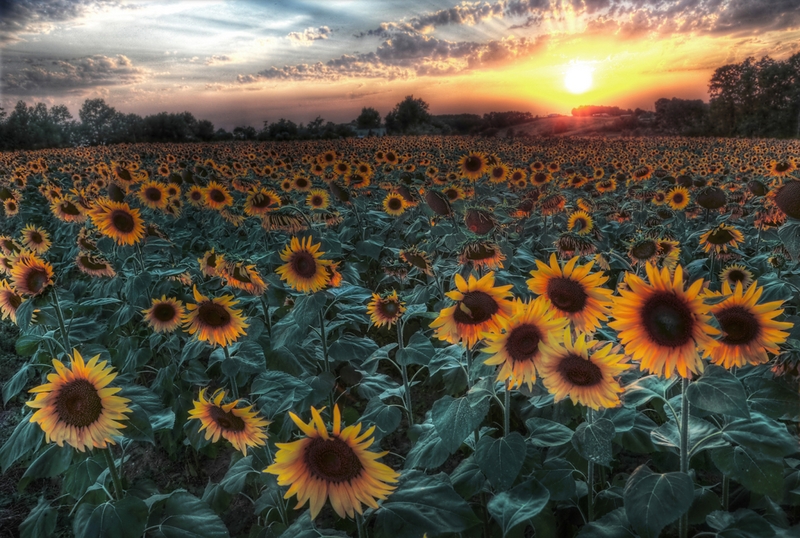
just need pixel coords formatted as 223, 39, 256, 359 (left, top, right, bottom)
2, 0, 799, 129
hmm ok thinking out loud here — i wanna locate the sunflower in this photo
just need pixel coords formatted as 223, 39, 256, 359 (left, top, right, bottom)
767, 160, 797, 178
26, 350, 130, 452
699, 224, 744, 255
366, 290, 406, 328
399, 247, 433, 276
143, 296, 185, 333
137, 180, 169, 210
464, 208, 495, 235
51, 196, 88, 223
658, 239, 681, 272
595, 178, 617, 194
264, 405, 399, 520
628, 238, 660, 267
567, 211, 593, 236
0, 280, 24, 323
488, 163, 510, 184
306, 189, 330, 210
482, 297, 568, 390
705, 281, 792, 369
221, 261, 267, 296
459, 152, 488, 181
667, 186, 690, 210
383, 193, 407, 216
187, 388, 269, 456
430, 271, 514, 348
769, 180, 800, 220
19, 224, 51, 254
186, 185, 205, 207
88, 199, 145, 246
276, 237, 332, 294
203, 181, 234, 210
527, 254, 612, 333
183, 286, 249, 347
459, 241, 505, 270
75, 253, 116, 278
198, 248, 225, 278
609, 264, 718, 379
3, 198, 19, 216
10, 253, 54, 297
537, 329, 630, 410
424, 190, 452, 216
0, 236, 21, 257
720, 264, 753, 289
443, 185, 465, 202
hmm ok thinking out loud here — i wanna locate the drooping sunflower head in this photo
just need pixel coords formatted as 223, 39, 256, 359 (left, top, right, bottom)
538, 328, 630, 410
699, 223, 744, 255
244, 188, 280, 216
0, 280, 25, 323
609, 264, 719, 379
264, 405, 399, 520
720, 264, 753, 290
527, 254, 612, 333
26, 349, 131, 452
459, 240, 506, 270
366, 290, 406, 328
628, 237, 660, 266
10, 252, 54, 297
430, 271, 514, 348
221, 261, 267, 296
143, 295, 185, 333
75, 252, 116, 278
399, 247, 433, 276
464, 208, 496, 235
482, 297, 569, 391
770, 179, 800, 220
183, 286, 249, 347
424, 189, 452, 216
20, 224, 51, 254
198, 248, 225, 278
276, 236, 332, 294
88, 199, 145, 246
188, 388, 269, 456
705, 281, 793, 369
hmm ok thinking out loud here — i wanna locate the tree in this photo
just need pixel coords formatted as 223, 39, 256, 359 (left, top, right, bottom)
385, 95, 431, 134
195, 119, 215, 141
654, 97, 709, 135
79, 98, 118, 145
356, 107, 381, 129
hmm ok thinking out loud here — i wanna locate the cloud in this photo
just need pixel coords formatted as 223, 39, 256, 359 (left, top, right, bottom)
287, 26, 332, 45
1, 54, 146, 95
0, 0, 119, 43
205, 55, 233, 65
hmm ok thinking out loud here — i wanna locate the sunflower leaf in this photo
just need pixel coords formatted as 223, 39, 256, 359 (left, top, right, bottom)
711, 445, 784, 499
74, 496, 148, 538
19, 496, 57, 538
475, 432, 526, 491
572, 418, 615, 466
432, 393, 490, 454
18, 443, 73, 492
525, 417, 574, 447
686, 365, 750, 419
0, 411, 43, 473
145, 490, 230, 538
486, 477, 551, 537
623, 465, 693, 538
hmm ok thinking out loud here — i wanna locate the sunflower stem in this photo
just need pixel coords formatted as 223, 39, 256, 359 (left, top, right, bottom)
51, 289, 71, 353
260, 295, 272, 338
503, 380, 511, 437
587, 407, 595, 523
319, 309, 330, 373
356, 512, 366, 538
396, 320, 413, 426
103, 447, 123, 500
135, 242, 146, 275
709, 253, 715, 282
722, 474, 730, 511
223, 346, 239, 400
755, 224, 762, 253
679, 376, 691, 538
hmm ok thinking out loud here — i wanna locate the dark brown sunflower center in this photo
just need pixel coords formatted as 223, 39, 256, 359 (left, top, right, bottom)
453, 291, 499, 325
191, 191, 203, 200
153, 303, 177, 322
290, 251, 318, 279
207, 405, 245, 431
466, 211, 493, 234
56, 378, 103, 428
534, 173, 548, 183
198, 301, 232, 327
506, 324, 542, 363
546, 277, 587, 313
631, 241, 657, 260
296, 178, 309, 188
404, 253, 429, 270
775, 162, 791, 173
61, 201, 81, 215
209, 189, 226, 203
378, 299, 399, 318
727, 270, 746, 282
642, 292, 694, 348
253, 194, 274, 208
26, 268, 50, 294
145, 187, 162, 201
387, 197, 403, 210
110, 210, 135, 233
30, 232, 43, 244
464, 156, 483, 172
304, 436, 363, 483
492, 167, 504, 178
311, 196, 324, 206
672, 193, 684, 203
466, 243, 496, 261
707, 228, 734, 244
557, 354, 602, 386
716, 306, 760, 346
79, 256, 108, 271
5, 292, 22, 309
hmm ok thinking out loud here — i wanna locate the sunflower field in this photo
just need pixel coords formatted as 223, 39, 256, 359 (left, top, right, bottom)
2, 136, 800, 538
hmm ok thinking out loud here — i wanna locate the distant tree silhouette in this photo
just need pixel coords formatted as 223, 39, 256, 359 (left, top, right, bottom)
356, 107, 381, 129
385, 96, 431, 134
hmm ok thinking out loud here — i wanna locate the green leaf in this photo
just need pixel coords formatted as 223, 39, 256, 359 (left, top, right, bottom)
251, 370, 313, 416
328, 333, 379, 364
745, 377, 800, 420
711, 445, 784, 499
360, 397, 401, 441
124, 403, 155, 443
622, 375, 677, 408
686, 365, 750, 418
623, 465, 693, 538
450, 456, 486, 499
75, 497, 148, 538
146, 490, 230, 538
0, 411, 43, 472
722, 412, 798, 459
577, 507, 636, 538
396, 331, 435, 366
404, 423, 450, 470
278, 512, 349, 537
374, 471, 480, 538
355, 238, 384, 260
689, 487, 722, 526
475, 433, 526, 491
19, 497, 57, 538
220, 455, 260, 494
230, 341, 266, 373
526, 418, 574, 447
572, 418, 615, 466
706, 509, 776, 538
19, 443, 73, 491
486, 478, 551, 537
15, 334, 41, 356
15, 298, 35, 331
650, 417, 728, 456
291, 293, 327, 333
535, 459, 577, 502
431, 393, 490, 453
64, 453, 106, 499
3, 362, 31, 404
201, 482, 233, 514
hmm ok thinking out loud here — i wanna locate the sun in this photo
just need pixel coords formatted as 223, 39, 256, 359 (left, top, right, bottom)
564, 63, 594, 94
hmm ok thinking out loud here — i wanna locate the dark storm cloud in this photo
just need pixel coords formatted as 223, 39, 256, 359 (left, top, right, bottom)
0, 0, 119, 43
711, 0, 800, 35
1, 54, 145, 95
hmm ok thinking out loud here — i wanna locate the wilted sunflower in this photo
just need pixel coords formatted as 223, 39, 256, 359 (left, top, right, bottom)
10, 253, 54, 297
203, 181, 234, 210
667, 186, 690, 210
137, 180, 168, 210
424, 189, 452, 216
264, 405, 399, 520
221, 261, 267, 296
0, 236, 21, 257
769, 179, 800, 220
399, 247, 433, 276
16, 225, 49, 256
0, 280, 24, 323
366, 290, 406, 328
527, 254, 612, 333
459, 241, 505, 270
720, 264, 753, 289
187, 388, 269, 456
306, 189, 330, 210
699, 224, 744, 255
26, 350, 130, 452
459, 151, 488, 181
276, 236, 332, 294
482, 297, 568, 391
705, 281, 792, 369
183, 286, 249, 347
198, 248, 225, 278
464, 208, 496, 235
143, 295, 185, 333
88, 199, 145, 246
383, 193, 407, 216
75, 252, 116, 278
609, 264, 718, 379
538, 329, 630, 410
567, 211, 593, 236
430, 271, 514, 348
